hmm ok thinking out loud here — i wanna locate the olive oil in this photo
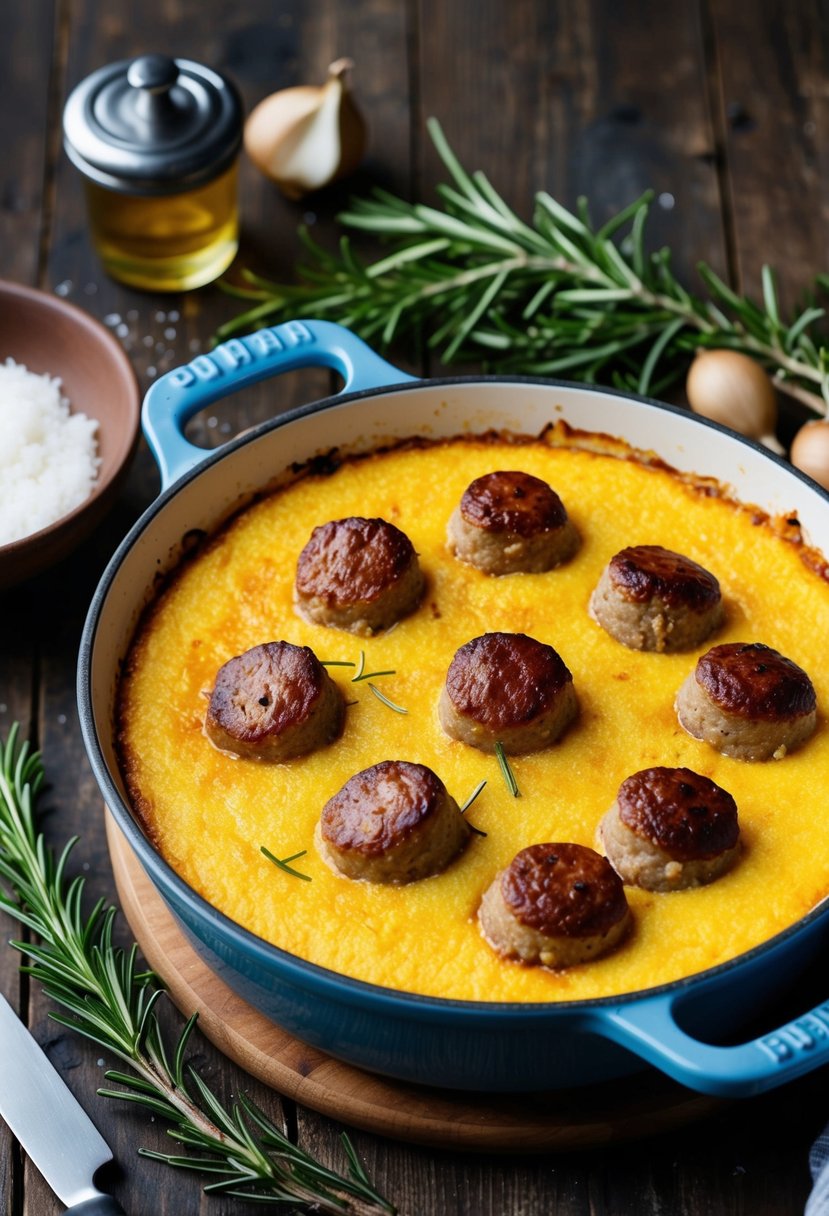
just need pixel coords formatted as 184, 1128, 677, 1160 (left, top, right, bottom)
84, 164, 238, 291
63, 55, 243, 292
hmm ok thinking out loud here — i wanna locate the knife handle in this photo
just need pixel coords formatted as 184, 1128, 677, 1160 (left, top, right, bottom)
67, 1196, 126, 1214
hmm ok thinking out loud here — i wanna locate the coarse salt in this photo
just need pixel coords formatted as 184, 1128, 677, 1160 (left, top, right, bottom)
0, 358, 100, 546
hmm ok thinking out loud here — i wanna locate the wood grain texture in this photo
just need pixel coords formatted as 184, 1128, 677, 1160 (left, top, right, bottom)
707, 0, 829, 313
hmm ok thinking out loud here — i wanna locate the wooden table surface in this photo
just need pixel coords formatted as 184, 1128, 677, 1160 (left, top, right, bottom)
3, 2, 829, 1213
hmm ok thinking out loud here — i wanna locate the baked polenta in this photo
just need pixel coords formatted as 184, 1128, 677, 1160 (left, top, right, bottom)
119, 435, 829, 1003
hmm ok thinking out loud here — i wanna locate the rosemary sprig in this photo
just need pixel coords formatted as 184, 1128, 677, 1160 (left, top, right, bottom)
0, 725, 393, 1214
261, 845, 312, 882
220, 118, 829, 415
494, 742, 520, 798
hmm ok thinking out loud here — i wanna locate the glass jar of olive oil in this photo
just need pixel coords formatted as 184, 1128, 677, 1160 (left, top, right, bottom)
63, 55, 243, 291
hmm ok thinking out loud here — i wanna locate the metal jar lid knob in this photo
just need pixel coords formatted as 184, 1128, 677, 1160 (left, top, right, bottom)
63, 54, 243, 196
126, 54, 182, 124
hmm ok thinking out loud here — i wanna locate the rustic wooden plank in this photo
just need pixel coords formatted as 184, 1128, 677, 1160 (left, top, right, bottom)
0, 0, 56, 286
29, 0, 346, 1209
707, 0, 829, 314
705, 0, 829, 445
0, 5, 56, 1214
416, 0, 728, 300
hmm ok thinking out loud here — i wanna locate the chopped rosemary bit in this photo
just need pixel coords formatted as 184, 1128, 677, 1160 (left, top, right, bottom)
459, 779, 487, 814
458, 780, 488, 836
495, 741, 520, 797
261, 845, 312, 881
351, 651, 396, 682
367, 683, 408, 714
321, 652, 397, 682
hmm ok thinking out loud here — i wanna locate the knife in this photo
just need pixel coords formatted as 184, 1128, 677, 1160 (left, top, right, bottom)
0, 993, 126, 1213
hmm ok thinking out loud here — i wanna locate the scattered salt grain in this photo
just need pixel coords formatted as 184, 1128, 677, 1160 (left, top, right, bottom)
0, 359, 100, 546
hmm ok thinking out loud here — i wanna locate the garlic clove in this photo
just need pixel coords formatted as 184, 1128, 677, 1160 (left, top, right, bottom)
686, 349, 779, 445
244, 58, 367, 200
790, 420, 829, 490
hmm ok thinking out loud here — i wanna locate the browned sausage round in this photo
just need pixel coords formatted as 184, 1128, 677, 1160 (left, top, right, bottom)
675, 642, 817, 760
589, 545, 723, 652
438, 631, 578, 754
316, 760, 470, 883
204, 640, 344, 761
447, 470, 579, 575
295, 516, 424, 635
478, 842, 631, 967
598, 766, 741, 891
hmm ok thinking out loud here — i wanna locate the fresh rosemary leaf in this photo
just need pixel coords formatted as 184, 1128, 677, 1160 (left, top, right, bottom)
367, 684, 408, 714
459, 780, 487, 814
494, 742, 520, 798
260, 845, 312, 881
458, 780, 488, 836
638, 317, 686, 396
353, 649, 367, 680
320, 659, 357, 668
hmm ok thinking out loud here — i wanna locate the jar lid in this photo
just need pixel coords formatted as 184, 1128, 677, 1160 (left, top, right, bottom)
63, 54, 243, 195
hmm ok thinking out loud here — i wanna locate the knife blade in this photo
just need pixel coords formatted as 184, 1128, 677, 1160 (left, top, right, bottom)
0, 993, 126, 1213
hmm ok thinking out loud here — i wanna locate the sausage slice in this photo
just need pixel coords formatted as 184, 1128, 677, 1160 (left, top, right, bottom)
439, 631, 577, 754
675, 642, 817, 760
479, 843, 631, 967
316, 760, 470, 883
204, 641, 344, 761
295, 516, 424, 635
598, 766, 740, 891
589, 545, 723, 652
448, 470, 579, 574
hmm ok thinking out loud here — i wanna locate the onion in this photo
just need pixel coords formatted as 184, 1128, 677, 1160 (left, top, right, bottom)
244, 59, 367, 200
686, 349, 782, 451
790, 420, 829, 490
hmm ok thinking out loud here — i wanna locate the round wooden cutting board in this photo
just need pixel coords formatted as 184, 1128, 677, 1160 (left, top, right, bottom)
106, 814, 720, 1152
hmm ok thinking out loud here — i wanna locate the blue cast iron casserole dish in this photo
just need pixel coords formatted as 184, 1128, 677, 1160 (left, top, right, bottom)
79, 320, 829, 1097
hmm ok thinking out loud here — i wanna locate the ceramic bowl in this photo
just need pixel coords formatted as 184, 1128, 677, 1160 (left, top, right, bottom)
0, 279, 140, 589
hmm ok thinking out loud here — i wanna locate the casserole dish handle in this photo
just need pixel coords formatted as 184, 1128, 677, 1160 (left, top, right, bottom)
142, 319, 418, 488
596, 992, 829, 1096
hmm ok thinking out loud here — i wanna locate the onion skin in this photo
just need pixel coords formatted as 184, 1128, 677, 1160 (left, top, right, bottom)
790, 421, 829, 491
686, 349, 778, 441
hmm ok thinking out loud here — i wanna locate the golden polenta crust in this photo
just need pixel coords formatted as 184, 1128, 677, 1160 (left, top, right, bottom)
118, 436, 829, 1003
